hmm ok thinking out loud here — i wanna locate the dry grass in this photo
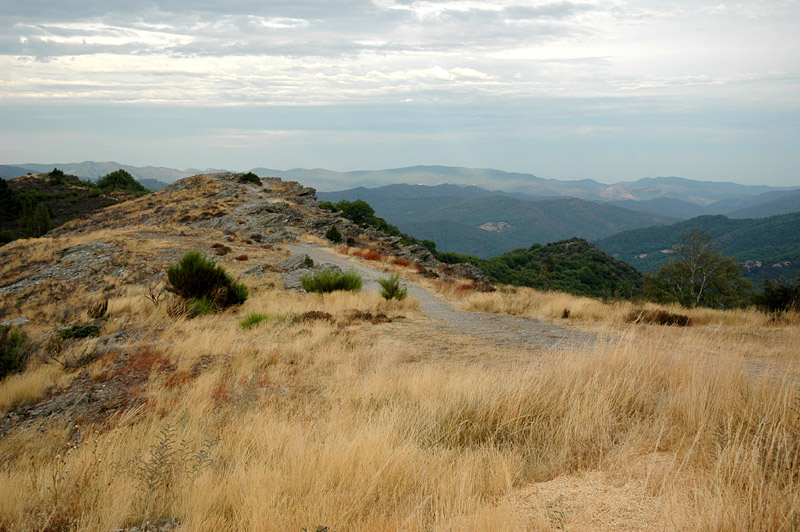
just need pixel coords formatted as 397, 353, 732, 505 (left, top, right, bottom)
1, 183, 798, 530
0, 364, 72, 415
454, 284, 800, 328
0, 276, 797, 531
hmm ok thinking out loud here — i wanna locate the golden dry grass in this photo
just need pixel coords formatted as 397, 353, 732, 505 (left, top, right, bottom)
0, 274, 798, 531
1, 184, 798, 531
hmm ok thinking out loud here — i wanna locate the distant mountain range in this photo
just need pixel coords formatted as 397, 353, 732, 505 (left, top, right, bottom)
596, 213, 800, 284
319, 184, 678, 257
4, 162, 799, 258
4, 161, 796, 207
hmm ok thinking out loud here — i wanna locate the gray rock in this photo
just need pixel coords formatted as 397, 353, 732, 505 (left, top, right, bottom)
1, 240, 118, 295
397, 244, 439, 269
0, 317, 29, 328
243, 264, 266, 276
446, 263, 489, 282
277, 253, 312, 272
263, 227, 300, 244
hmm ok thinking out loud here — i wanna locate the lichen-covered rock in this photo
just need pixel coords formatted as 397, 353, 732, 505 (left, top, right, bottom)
277, 253, 312, 272
396, 244, 439, 269
445, 263, 489, 282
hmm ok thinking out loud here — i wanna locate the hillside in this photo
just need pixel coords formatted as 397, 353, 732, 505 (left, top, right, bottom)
726, 189, 800, 218
438, 238, 643, 299
608, 197, 710, 219
0, 170, 149, 244
0, 172, 797, 532
596, 213, 800, 283
11, 161, 177, 189
319, 185, 676, 257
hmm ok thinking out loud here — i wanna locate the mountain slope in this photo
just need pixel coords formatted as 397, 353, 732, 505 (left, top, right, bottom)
0, 171, 148, 243
596, 213, 800, 284
725, 190, 800, 219
320, 185, 676, 258
443, 238, 644, 298
608, 197, 710, 219
0, 165, 32, 179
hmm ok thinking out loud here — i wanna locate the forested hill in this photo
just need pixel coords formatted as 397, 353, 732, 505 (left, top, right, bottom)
1, 169, 149, 244
319, 185, 676, 258
596, 213, 800, 284
438, 238, 644, 299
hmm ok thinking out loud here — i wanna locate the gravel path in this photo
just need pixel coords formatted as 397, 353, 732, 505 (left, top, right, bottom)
289, 242, 594, 350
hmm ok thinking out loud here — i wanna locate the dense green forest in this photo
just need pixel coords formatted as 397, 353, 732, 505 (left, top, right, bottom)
596, 213, 800, 284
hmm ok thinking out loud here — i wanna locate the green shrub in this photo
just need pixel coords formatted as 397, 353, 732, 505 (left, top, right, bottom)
167, 251, 248, 311
753, 278, 800, 313
1, 326, 32, 380
324, 225, 343, 243
378, 274, 407, 301
239, 172, 261, 185
239, 312, 300, 329
240, 312, 271, 329
18, 202, 53, 238
57, 324, 102, 340
301, 268, 362, 293
97, 169, 149, 194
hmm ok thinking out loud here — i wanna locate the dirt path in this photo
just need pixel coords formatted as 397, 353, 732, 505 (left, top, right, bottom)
289, 242, 594, 350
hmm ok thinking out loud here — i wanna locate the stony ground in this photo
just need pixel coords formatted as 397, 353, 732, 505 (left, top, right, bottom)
290, 242, 595, 351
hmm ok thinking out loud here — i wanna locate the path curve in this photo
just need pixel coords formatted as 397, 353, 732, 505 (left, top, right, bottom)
289, 242, 594, 350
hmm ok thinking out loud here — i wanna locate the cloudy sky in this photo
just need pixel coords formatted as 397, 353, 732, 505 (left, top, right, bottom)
1, 0, 798, 185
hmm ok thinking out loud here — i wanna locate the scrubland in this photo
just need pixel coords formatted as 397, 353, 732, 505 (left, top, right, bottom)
1, 241, 799, 531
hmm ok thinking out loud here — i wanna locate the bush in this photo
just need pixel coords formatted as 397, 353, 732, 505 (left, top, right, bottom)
378, 274, 408, 301
239, 172, 262, 185
325, 225, 343, 243
753, 278, 800, 313
301, 268, 362, 293
1, 326, 32, 380
97, 169, 149, 194
167, 251, 248, 311
626, 309, 692, 327
57, 324, 102, 340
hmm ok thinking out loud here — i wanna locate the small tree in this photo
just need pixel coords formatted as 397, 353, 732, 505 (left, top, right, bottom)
324, 225, 343, 243
645, 230, 751, 308
1, 326, 31, 381
754, 273, 800, 313
239, 172, 261, 185
378, 274, 407, 301
18, 202, 53, 238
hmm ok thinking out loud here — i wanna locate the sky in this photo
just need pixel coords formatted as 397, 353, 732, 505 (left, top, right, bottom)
0, 0, 798, 185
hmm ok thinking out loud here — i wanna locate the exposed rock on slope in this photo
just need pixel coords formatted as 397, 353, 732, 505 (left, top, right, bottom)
0, 172, 464, 331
